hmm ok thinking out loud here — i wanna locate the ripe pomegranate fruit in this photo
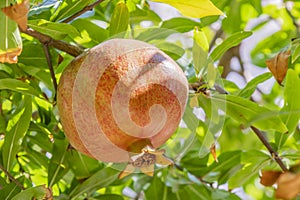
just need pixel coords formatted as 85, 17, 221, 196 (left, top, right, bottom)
57, 39, 188, 177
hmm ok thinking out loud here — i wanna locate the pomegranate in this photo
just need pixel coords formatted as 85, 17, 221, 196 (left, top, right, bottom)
57, 39, 188, 177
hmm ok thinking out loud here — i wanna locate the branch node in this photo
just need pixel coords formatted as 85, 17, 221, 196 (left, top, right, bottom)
250, 126, 288, 172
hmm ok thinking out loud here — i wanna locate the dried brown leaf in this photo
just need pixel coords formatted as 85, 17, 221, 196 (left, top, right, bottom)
266, 51, 290, 85
1, 0, 30, 31
210, 143, 218, 162
276, 172, 300, 200
0, 47, 22, 63
140, 164, 155, 176
260, 170, 282, 186
118, 164, 135, 179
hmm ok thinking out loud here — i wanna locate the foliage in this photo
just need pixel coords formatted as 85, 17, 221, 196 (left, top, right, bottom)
0, 0, 300, 199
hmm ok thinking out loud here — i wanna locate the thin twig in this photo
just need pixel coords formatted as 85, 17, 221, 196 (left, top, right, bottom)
0, 164, 25, 190
199, 80, 289, 172
250, 126, 288, 172
43, 43, 58, 101
62, 0, 105, 23
214, 84, 228, 94
21, 1, 106, 56
21, 28, 84, 57
209, 28, 223, 52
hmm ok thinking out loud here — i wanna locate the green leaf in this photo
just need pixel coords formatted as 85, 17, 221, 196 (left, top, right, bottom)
180, 148, 209, 176
28, 3, 54, 21
28, 19, 80, 40
161, 17, 202, 33
145, 176, 169, 200
291, 38, 300, 63
48, 139, 69, 187
292, 44, 300, 63
207, 63, 216, 88
211, 94, 288, 133
51, 0, 92, 22
0, 2, 22, 63
27, 122, 53, 152
281, 69, 300, 133
176, 184, 211, 200
154, 42, 185, 60
0, 70, 11, 79
221, 1, 242, 33
194, 28, 209, 52
71, 18, 108, 47
202, 150, 242, 183
135, 28, 176, 42
210, 31, 252, 61
228, 150, 270, 189
0, 176, 8, 189
18, 65, 53, 91
211, 189, 241, 200
193, 28, 209, 75
249, 0, 262, 14
238, 72, 272, 98
2, 95, 32, 171
222, 79, 241, 94
0, 78, 41, 97
183, 99, 199, 133
69, 167, 119, 200
130, 6, 161, 25
18, 42, 59, 69
149, 0, 223, 18
0, 182, 21, 200
93, 194, 124, 200
11, 185, 48, 200
67, 150, 102, 179
109, 2, 130, 37
250, 31, 290, 67
26, 147, 49, 170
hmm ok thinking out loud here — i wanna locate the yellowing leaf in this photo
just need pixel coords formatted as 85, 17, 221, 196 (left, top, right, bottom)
155, 154, 173, 166
189, 95, 199, 107
118, 164, 135, 179
210, 143, 218, 162
1, 0, 30, 31
150, 0, 224, 18
140, 164, 155, 176
0, 1, 23, 64
0, 47, 22, 63
109, 2, 129, 37
194, 27, 209, 51
266, 51, 290, 85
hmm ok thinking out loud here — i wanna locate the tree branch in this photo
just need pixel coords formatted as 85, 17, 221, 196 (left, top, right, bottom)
219, 45, 240, 78
62, 0, 105, 23
43, 43, 58, 101
250, 126, 288, 172
0, 163, 25, 190
20, 1, 106, 57
209, 28, 223, 52
21, 28, 84, 57
190, 81, 289, 172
